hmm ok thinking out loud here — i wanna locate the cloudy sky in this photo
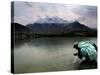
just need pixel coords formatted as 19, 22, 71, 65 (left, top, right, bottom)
12, 1, 97, 28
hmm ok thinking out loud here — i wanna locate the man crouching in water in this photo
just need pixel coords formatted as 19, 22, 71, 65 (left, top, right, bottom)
73, 41, 97, 69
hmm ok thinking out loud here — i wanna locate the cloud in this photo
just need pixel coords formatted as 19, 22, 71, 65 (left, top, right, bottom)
12, 1, 97, 28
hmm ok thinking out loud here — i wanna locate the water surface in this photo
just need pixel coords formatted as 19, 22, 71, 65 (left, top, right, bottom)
14, 37, 97, 73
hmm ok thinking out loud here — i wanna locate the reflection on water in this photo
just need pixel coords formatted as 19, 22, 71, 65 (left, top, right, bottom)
14, 37, 97, 73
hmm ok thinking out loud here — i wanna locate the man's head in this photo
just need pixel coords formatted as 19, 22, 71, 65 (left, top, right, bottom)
73, 43, 80, 50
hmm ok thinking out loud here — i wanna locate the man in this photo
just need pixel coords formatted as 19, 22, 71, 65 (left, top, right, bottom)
73, 41, 97, 62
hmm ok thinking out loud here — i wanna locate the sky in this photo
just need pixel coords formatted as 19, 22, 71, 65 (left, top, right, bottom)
12, 1, 97, 28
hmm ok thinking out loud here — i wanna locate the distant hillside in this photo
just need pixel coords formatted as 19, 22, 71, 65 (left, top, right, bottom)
11, 23, 32, 33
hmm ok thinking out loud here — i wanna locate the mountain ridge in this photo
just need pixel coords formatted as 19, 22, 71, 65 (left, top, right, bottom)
11, 18, 97, 37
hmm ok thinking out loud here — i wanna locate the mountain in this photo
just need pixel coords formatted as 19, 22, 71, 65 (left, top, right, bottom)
11, 17, 97, 37
26, 16, 97, 36
11, 23, 31, 33
11, 23, 33, 40
27, 20, 95, 33
63, 21, 97, 36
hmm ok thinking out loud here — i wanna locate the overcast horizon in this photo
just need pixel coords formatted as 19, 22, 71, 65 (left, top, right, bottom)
12, 1, 97, 29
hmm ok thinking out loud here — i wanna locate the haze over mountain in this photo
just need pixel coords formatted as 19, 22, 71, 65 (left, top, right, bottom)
35, 16, 68, 24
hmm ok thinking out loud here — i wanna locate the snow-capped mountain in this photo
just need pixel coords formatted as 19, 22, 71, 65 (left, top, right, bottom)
26, 16, 97, 36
